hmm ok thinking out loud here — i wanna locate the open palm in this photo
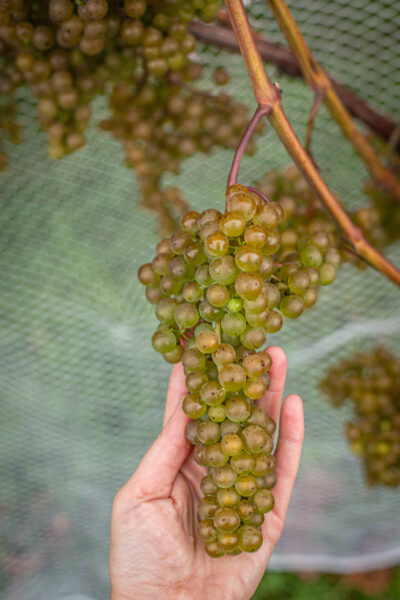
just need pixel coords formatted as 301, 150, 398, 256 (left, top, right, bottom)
110, 346, 303, 600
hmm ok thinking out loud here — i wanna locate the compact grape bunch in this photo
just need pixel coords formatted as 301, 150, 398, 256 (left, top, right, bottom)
138, 182, 339, 556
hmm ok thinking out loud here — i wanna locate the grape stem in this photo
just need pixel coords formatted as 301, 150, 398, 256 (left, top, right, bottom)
224, 0, 400, 287
247, 186, 270, 204
227, 105, 270, 189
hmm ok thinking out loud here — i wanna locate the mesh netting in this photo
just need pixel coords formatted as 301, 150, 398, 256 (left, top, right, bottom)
1, 1, 400, 598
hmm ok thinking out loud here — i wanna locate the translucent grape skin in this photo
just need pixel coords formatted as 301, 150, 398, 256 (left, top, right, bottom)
138, 182, 340, 557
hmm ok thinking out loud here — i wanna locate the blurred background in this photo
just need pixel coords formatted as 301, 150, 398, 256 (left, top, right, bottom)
1, 0, 400, 598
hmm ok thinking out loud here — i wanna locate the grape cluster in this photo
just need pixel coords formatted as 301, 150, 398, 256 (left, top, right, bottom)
257, 163, 400, 267
0, 1, 261, 234
101, 75, 258, 235
321, 347, 400, 487
138, 183, 339, 556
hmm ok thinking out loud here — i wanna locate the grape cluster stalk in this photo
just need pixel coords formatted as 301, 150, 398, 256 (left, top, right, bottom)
138, 183, 339, 556
321, 347, 400, 487
0, 0, 263, 234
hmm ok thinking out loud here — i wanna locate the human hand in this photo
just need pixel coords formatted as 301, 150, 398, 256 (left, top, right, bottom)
109, 346, 304, 600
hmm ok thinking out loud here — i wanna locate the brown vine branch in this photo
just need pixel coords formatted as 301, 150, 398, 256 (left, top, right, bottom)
189, 20, 399, 152
224, 0, 400, 287
266, 0, 400, 202
305, 90, 324, 157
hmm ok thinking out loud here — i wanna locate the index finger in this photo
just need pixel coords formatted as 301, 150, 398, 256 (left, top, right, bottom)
163, 361, 186, 426
258, 345, 287, 427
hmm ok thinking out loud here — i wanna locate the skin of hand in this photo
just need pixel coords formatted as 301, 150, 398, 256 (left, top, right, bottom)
109, 346, 304, 600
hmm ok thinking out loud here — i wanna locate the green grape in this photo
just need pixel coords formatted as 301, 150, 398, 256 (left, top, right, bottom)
243, 378, 267, 400
251, 454, 276, 476
280, 295, 304, 318
237, 525, 263, 552
195, 264, 213, 287
169, 255, 195, 281
325, 247, 341, 268
205, 540, 225, 558
205, 231, 230, 257
208, 405, 226, 422
227, 298, 243, 313
174, 302, 199, 328
184, 242, 207, 266
200, 380, 226, 406
220, 433, 243, 456
199, 220, 220, 243
253, 488, 275, 514
213, 343, 236, 365
300, 244, 323, 268
303, 287, 318, 308
160, 275, 182, 295
244, 224, 268, 248
242, 352, 271, 378
200, 474, 218, 496
205, 442, 229, 466
247, 513, 264, 527
220, 420, 242, 437
259, 255, 275, 279
207, 283, 230, 307
220, 211, 246, 237
265, 309, 283, 333
234, 474, 258, 497
235, 245, 263, 272
221, 312, 247, 336
212, 464, 237, 488
138, 263, 160, 287
218, 364, 246, 392
182, 393, 206, 419
231, 453, 254, 475
240, 327, 266, 350
199, 299, 224, 322
264, 282, 281, 309
245, 309, 268, 329
235, 272, 263, 301
193, 444, 208, 466
247, 406, 276, 435
152, 253, 172, 275
198, 496, 219, 521
145, 287, 164, 304
217, 531, 239, 552
319, 263, 336, 285
209, 256, 239, 285
226, 191, 257, 221
217, 486, 240, 508
262, 230, 281, 255
213, 507, 240, 532
253, 204, 280, 228
163, 344, 184, 363
197, 420, 221, 445
198, 208, 222, 228
182, 348, 206, 372
237, 499, 255, 522
196, 330, 219, 354
181, 210, 200, 234
225, 395, 251, 421
288, 270, 311, 296
198, 519, 217, 542
185, 419, 200, 444
183, 281, 203, 303
151, 329, 176, 353
169, 230, 192, 255
241, 425, 270, 454
243, 293, 268, 314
